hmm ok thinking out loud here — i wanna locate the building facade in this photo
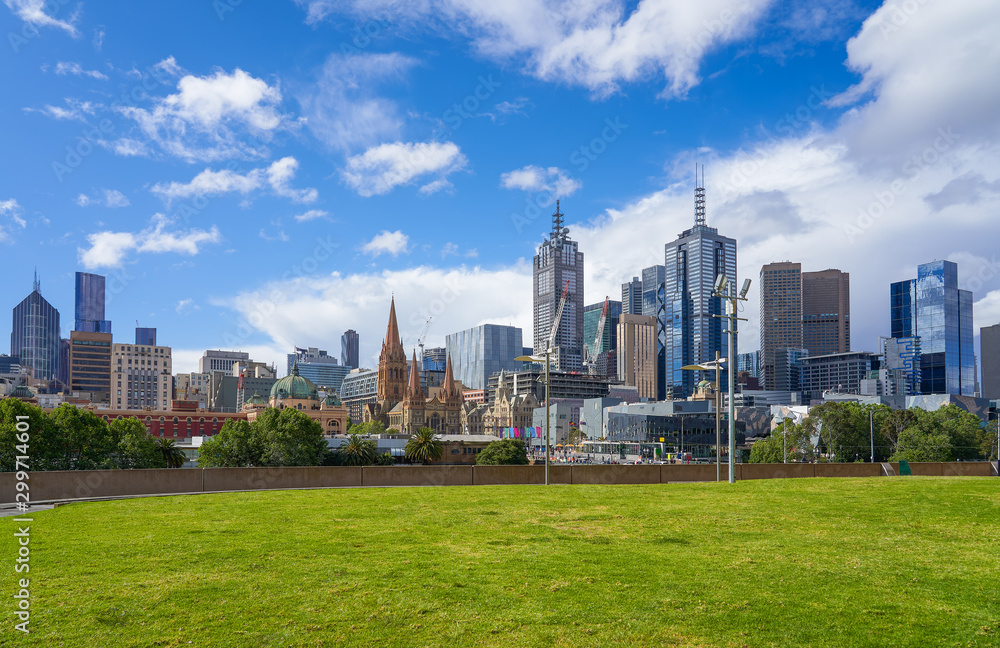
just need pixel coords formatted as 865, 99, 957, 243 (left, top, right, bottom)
890, 260, 975, 395
532, 201, 584, 372
111, 341, 172, 409
173, 372, 211, 409
10, 275, 61, 382
663, 181, 737, 398
641, 265, 667, 399
621, 276, 643, 315
583, 300, 621, 372
134, 327, 157, 346
199, 350, 250, 374
287, 347, 350, 392
802, 269, 850, 356
800, 351, 880, 401
981, 323, 1000, 400
616, 314, 658, 400
69, 330, 112, 403
243, 365, 348, 436
759, 262, 802, 391
737, 351, 760, 377
339, 368, 377, 423
445, 324, 524, 391
341, 329, 359, 368
74, 272, 111, 334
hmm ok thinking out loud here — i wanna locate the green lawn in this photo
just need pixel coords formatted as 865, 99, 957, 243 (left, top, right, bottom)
3, 477, 999, 647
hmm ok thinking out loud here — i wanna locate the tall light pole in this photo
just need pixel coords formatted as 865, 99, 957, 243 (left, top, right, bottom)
516, 352, 551, 485
682, 355, 726, 481
712, 275, 750, 484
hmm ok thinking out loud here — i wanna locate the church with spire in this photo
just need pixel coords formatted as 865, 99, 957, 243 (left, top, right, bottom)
365, 297, 465, 434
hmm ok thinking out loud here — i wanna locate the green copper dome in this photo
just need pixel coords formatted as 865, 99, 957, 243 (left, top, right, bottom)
246, 392, 267, 406
270, 364, 319, 401
10, 385, 33, 399
323, 393, 342, 407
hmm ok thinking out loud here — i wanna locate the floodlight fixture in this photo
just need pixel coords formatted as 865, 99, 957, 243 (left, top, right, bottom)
714, 274, 728, 294
739, 278, 752, 299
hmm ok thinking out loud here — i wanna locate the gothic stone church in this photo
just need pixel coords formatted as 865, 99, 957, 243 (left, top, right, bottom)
364, 298, 463, 434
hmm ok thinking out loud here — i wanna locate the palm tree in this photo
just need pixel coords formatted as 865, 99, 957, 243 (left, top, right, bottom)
337, 434, 378, 466
405, 427, 444, 464
155, 437, 187, 468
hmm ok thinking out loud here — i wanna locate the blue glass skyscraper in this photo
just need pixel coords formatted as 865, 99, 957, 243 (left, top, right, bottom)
445, 324, 524, 390
11, 274, 61, 381
641, 265, 667, 400
889, 260, 974, 395
75, 272, 111, 333
663, 180, 737, 398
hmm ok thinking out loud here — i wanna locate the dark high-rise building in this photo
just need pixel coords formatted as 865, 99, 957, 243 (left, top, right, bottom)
759, 262, 802, 391
621, 276, 642, 315
135, 327, 157, 346
583, 300, 622, 363
69, 330, 112, 403
890, 260, 974, 395
663, 177, 736, 398
10, 274, 61, 381
74, 272, 111, 333
341, 329, 359, 369
802, 269, 850, 356
980, 323, 1000, 400
532, 201, 584, 372
641, 265, 667, 400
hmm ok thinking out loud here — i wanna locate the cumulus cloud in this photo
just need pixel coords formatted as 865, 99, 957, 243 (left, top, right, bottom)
151, 157, 317, 204
4, 0, 79, 36
293, 209, 329, 222
298, 52, 417, 152
54, 61, 108, 80
118, 66, 288, 161
500, 165, 582, 197
343, 141, 467, 196
293, 0, 773, 97
0, 198, 26, 241
361, 230, 409, 257
78, 215, 221, 268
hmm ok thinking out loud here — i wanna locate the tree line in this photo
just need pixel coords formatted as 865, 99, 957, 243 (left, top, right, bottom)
750, 402, 999, 463
0, 400, 185, 471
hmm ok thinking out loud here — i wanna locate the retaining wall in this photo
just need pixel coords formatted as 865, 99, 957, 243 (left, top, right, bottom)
0, 462, 994, 504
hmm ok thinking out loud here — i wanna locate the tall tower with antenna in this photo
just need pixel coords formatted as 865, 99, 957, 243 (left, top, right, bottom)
532, 200, 585, 372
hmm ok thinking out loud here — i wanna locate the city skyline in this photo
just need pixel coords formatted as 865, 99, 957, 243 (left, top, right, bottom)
1, 0, 998, 376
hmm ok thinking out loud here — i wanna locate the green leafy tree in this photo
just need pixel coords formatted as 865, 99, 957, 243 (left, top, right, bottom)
253, 407, 328, 467
891, 426, 952, 462
749, 430, 784, 464
46, 404, 117, 470
348, 420, 386, 436
476, 439, 529, 465
110, 417, 166, 469
880, 409, 917, 456
198, 419, 260, 467
336, 433, 378, 466
155, 437, 188, 468
405, 427, 444, 464
0, 400, 50, 472
565, 426, 585, 447
374, 452, 395, 466
890, 405, 990, 462
810, 402, 891, 462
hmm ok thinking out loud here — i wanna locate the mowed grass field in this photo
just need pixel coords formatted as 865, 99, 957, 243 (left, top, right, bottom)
2, 477, 999, 647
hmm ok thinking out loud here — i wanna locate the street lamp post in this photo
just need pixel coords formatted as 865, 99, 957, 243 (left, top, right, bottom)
712, 274, 750, 484
682, 355, 727, 482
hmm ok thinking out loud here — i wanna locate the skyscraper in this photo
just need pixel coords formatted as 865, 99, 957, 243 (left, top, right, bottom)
10, 273, 61, 382
135, 327, 157, 346
980, 323, 999, 400
74, 272, 111, 333
583, 300, 622, 362
532, 201, 584, 372
802, 269, 850, 356
621, 277, 642, 315
616, 314, 658, 400
445, 324, 523, 390
341, 329, 359, 368
641, 265, 667, 400
663, 175, 736, 398
890, 260, 974, 395
759, 262, 802, 391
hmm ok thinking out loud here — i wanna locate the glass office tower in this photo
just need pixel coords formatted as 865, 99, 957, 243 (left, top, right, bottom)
641, 265, 667, 400
445, 324, 523, 390
663, 183, 737, 399
889, 260, 974, 395
74, 272, 111, 333
11, 275, 61, 381
621, 277, 642, 315
341, 329, 359, 368
532, 201, 584, 371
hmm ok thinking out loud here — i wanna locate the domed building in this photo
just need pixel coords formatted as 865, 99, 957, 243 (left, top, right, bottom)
244, 364, 347, 436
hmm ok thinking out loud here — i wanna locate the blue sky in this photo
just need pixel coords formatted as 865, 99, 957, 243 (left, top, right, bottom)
2, 0, 999, 375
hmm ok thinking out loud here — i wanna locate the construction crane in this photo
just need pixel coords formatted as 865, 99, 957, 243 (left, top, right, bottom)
417, 316, 432, 362
590, 296, 610, 368
236, 369, 246, 412
547, 279, 571, 352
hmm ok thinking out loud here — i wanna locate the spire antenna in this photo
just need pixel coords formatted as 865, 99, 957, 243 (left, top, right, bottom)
694, 164, 706, 226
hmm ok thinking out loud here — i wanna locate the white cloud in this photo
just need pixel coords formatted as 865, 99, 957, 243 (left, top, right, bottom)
119, 66, 287, 161
298, 52, 417, 152
99, 138, 150, 157
77, 189, 130, 208
26, 99, 96, 122
293, 209, 329, 222
500, 165, 582, 197
216, 263, 532, 370
92, 28, 104, 50
418, 178, 453, 195
342, 141, 467, 196
153, 56, 183, 77
0, 199, 26, 240
4, 0, 79, 36
294, 0, 773, 97
175, 298, 199, 315
151, 157, 317, 204
54, 61, 108, 80
362, 230, 409, 257
78, 216, 221, 268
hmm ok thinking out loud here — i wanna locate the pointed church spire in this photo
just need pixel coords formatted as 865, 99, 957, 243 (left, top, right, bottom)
385, 296, 401, 351
442, 353, 456, 395
406, 351, 423, 400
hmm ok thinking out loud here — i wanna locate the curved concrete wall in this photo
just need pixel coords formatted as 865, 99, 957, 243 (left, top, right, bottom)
0, 462, 994, 504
